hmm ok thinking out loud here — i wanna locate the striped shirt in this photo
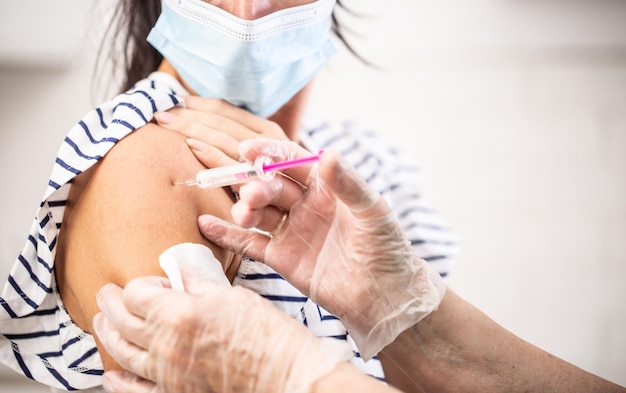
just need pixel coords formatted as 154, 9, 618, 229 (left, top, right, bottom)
0, 72, 459, 391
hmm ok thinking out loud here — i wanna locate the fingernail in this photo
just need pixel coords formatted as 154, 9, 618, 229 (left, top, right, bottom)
96, 284, 112, 311
92, 313, 107, 342
198, 214, 217, 225
197, 214, 211, 228
186, 138, 208, 152
154, 111, 175, 125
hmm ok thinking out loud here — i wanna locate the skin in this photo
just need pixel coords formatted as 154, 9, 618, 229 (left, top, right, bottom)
379, 290, 626, 393
168, 55, 423, 390
94, 275, 402, 393
191, 142, 626, 393
313, 362, 401, 393
208, 0, 316, 20
54, 120, 240, 370
269, 290, 626, 393
56, 0, 419, 390
188, 140, 625, 393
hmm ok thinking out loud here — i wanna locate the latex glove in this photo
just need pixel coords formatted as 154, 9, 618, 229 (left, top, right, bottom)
93, 243, 351, 393
198, 140, 447, 360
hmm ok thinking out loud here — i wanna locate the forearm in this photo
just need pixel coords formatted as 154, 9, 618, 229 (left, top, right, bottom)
382, 290, 625, 393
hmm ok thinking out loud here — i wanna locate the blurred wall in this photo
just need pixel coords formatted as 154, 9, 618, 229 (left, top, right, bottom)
1, 0, 625, 390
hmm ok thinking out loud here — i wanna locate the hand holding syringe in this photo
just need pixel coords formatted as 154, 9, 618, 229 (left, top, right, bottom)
175, 152, 322, 189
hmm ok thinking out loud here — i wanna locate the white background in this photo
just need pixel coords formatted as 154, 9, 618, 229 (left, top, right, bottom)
1, 0, 625, 390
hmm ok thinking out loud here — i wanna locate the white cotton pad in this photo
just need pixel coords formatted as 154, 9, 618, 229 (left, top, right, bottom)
159, 242, 231, 291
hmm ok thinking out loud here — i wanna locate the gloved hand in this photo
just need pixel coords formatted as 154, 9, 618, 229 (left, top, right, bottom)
197, 140, 446, 360
93, 243, 351, 393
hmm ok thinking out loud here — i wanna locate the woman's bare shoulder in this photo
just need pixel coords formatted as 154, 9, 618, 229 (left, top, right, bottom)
56, 122, 236, 370
63, 122, 235, 272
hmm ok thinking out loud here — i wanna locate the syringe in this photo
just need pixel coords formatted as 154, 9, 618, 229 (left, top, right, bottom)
176, 152, 322, 189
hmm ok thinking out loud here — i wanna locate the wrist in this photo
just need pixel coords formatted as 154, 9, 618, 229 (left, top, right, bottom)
311, 362, 400, 393
380, 289, 498, 392
281, 335, 353, 393
348, 255, 446, 361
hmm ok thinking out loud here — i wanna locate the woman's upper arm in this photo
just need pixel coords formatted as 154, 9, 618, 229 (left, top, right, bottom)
56, 123, 236, 370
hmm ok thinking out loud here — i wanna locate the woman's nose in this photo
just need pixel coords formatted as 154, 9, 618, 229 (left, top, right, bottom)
226, 0, 276, 20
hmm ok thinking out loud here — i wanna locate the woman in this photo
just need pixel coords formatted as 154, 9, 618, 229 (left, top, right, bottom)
0, 0, 458, 391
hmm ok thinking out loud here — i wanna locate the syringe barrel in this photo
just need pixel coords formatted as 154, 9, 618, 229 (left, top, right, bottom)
194, 156, 275, 189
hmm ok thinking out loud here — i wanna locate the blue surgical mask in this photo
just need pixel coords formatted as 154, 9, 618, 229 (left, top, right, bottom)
147, 0, 338, 117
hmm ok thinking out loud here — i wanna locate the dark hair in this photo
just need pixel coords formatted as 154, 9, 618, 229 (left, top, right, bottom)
97, 0, 367, 94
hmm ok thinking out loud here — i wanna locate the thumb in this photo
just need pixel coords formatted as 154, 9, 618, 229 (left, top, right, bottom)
318, 150, 381, 214
158, 243, 231, 295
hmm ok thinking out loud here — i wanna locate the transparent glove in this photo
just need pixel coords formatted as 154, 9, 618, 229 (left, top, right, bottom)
198, 140, 447, 360
93, 243, 351, 393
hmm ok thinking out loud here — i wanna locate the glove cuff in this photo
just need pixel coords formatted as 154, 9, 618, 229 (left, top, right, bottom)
349, 259, 446, 361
